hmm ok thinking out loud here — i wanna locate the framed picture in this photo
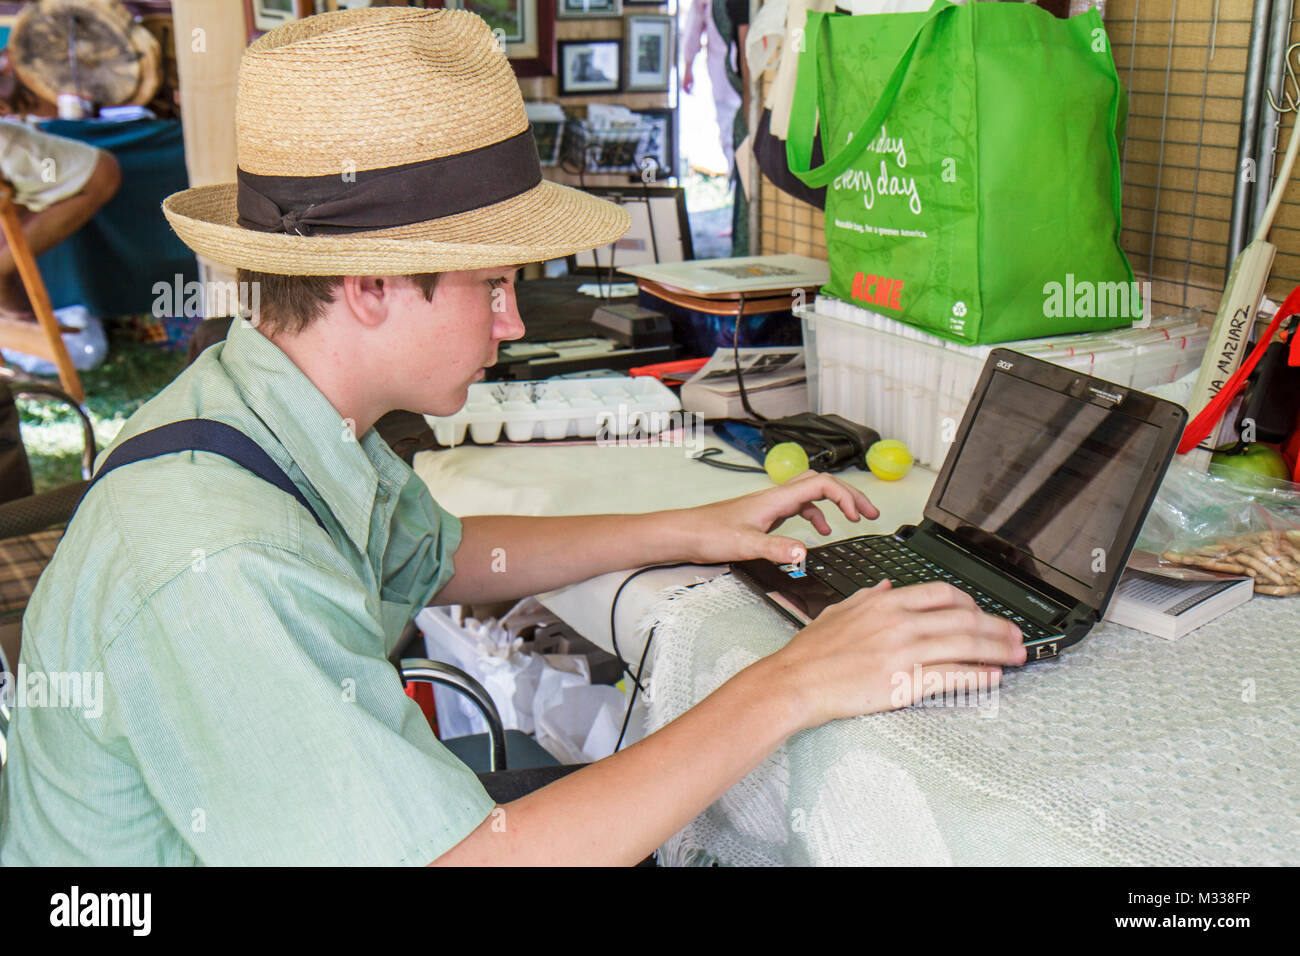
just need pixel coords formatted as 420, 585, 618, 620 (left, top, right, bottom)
624, 14, 673, 92
247, 3, 420, 43
433, 0, 557, 76
567, 185, 693, 274
557, 40, 621, 95
557, 0, 622, 17
243, 0, 310, 42
637, 107, 677, 180
525, 102, 567, 165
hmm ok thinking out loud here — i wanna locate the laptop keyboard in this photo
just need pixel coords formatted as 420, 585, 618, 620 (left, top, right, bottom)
807, 537, 1057, 641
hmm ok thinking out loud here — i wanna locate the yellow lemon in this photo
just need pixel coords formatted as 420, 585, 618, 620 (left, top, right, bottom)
764, 442, 809, 483
866, 439, 913, 481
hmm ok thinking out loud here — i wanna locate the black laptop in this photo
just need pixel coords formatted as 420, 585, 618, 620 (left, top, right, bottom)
732, 348, 1188, 662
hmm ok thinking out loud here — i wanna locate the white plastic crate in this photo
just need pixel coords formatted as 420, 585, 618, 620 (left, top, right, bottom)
423, 375, 681, 446
801, 296, 1208, 468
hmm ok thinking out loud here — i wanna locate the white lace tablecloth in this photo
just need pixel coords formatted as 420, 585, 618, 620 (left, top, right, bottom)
643, 574, 1300, 866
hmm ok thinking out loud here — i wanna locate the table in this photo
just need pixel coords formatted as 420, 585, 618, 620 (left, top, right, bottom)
645, 572, 1299, 865
414, 433, 1300, 864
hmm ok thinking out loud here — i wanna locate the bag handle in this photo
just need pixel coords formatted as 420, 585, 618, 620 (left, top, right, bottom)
1178, 284, 1300, 455
786, 0, 957, 189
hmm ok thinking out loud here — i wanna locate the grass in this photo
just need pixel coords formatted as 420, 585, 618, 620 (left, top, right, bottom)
13, 323, 188, 493
683, 168, 734, 213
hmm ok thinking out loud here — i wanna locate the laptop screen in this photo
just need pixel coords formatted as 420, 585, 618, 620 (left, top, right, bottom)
927, 355, 1181, 608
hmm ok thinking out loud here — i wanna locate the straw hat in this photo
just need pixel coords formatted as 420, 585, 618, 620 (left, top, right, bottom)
162, 7, 629, 275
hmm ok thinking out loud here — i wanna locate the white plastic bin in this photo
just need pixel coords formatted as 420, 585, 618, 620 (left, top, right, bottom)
800, 296, 1207, 468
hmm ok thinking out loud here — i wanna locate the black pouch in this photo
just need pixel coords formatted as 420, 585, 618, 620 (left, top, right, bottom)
1236, 334, 1300, 444
752, 109, 827, 210
758, 413, 880, 473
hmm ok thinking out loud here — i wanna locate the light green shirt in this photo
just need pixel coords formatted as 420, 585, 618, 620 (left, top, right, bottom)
0, 317, 495, 865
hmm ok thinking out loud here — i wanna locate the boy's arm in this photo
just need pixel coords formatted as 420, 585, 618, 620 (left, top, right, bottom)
432, 471, 877, 605
431, 511, 690, 605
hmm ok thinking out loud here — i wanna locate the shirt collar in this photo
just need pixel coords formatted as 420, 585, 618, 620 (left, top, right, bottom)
219, 317, 406, 555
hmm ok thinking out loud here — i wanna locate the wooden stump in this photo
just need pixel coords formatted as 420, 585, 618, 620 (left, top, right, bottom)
10, 0, 162, 110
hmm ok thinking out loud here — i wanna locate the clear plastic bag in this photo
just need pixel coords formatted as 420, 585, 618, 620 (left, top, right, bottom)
413, 601, 612, 754
1136, 461, 1300, 595
2, 305, 107, 374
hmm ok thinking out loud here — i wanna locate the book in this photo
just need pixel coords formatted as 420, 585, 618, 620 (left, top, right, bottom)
618, 254, 829, 295
1103, 551, 1254, 640
680, 346, 809, 419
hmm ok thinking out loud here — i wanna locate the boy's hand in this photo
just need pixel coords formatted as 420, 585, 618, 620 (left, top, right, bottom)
756, 580, 1026, 730
670, 470, 879, 565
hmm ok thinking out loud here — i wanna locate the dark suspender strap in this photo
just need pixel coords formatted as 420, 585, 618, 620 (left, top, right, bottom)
73, 419, 327, 532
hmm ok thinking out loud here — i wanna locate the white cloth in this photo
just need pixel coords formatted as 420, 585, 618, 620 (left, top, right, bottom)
746, 0, 788, 82
0, 119, 99, 212
646, 574, 1300, 866
766, 0, 837, 140
768, 0, 934, 140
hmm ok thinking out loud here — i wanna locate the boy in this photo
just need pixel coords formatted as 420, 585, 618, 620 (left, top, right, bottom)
0, 8, 1022, 866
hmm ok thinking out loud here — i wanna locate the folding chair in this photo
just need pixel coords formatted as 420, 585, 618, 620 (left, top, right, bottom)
0, 179, 85, 403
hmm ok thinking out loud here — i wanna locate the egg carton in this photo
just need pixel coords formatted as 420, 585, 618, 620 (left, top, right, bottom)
424, 376, 682, 446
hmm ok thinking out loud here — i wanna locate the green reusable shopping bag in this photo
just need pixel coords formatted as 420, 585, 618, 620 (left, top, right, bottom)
786, 0, 1136, 345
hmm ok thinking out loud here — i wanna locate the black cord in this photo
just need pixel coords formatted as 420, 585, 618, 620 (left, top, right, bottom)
608, 562, 701, 694
608, 564, 712, 752
615, 623, 657, 754
690, 447, 767, 473
731, 299, 768, 422
639, 168, 661, 264
713, 294, 879, 473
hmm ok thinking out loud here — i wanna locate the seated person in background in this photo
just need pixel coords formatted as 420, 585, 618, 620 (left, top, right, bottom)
0, 9, 1024, 866
0, 56, 121, 322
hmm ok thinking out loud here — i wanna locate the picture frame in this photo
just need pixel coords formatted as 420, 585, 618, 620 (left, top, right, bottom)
636, 107, 677, 181
246, 2, 407, 45
557, 0, 622, 18
567, 185, 693, 274
557, 39, 622, 95
432, 0, 557, 77
525, 102, 567, 166
623, 14, 673, 92
243, 0, 309, 42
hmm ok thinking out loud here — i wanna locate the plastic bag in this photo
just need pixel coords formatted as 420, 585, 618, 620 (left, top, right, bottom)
414, 602, 621, 761
535, 684, 627, 765
416, 605, 544, 736
1, 305, 108, 375
1136, 461, 1300, 595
